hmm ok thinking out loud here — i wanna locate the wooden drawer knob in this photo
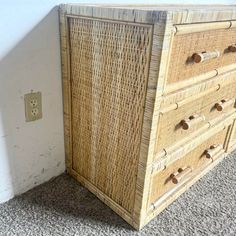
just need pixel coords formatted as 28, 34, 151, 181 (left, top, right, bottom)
181, 114, 205, 130
193, 50, 220, 63
205, 144, 223, 159
215, 99, 236, 111
228, 44, 236, 52
170, 167, 192, 184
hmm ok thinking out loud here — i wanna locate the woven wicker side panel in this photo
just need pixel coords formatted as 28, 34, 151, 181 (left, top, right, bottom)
69, 17, 152, 212
167, 27, 236, 84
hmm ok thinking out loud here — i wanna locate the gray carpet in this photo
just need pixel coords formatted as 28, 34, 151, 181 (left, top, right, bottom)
1, 153, 236, 236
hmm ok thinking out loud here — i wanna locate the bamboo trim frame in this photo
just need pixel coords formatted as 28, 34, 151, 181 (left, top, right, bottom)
161, 68, 236, 113
133, 12, 175, 229
174, 20, 236, 35
164, 64, 236, 95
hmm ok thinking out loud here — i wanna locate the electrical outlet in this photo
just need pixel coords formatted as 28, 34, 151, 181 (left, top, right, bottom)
24, 92, 42, 122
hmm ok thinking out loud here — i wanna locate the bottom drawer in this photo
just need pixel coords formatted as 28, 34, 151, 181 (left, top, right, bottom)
149, 126, 230, 206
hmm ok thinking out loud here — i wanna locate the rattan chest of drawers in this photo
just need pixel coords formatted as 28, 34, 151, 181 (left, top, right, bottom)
60, 5, 236, 229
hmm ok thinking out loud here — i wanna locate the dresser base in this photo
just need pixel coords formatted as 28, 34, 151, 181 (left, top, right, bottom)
67, 149, 230, 230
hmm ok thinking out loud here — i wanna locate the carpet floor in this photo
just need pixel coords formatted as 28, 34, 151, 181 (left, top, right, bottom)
1, 152, 236, 236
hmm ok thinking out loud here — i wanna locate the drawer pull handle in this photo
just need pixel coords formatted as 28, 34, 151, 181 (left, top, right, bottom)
205, 144, 223, 160
228, 44, 236, 52
181, 114, 205, 130
170, 167, 192, 184
193, 50, 220, 63
215, 99, 236, 111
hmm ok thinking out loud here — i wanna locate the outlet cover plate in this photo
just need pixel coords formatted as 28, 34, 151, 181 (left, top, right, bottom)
24, 92, 42, 122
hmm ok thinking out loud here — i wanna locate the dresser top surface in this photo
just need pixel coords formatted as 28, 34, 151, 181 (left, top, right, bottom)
61, 4, 236, 24
64, 4, 236, 11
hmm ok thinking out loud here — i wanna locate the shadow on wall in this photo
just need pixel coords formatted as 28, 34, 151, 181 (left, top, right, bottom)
0, 6, 65, 203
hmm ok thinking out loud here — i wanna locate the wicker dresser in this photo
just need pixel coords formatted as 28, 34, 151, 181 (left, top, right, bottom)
59, 5, 236, 229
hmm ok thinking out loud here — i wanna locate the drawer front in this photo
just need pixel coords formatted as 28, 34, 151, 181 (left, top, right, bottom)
155, 82, 236, 155
150, 127, 229, 205
167, 26, 236, 85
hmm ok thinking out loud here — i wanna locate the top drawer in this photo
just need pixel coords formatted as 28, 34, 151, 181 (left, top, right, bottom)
167, 21, 236, 86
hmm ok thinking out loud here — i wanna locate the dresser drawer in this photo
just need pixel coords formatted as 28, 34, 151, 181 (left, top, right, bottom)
155, 82, 236, 155
167, 24, 236, 85
149, 127, 229, 205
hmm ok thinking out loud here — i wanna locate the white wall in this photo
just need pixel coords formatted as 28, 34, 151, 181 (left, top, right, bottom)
0, 0, 234, 203
0, 5, 65, 203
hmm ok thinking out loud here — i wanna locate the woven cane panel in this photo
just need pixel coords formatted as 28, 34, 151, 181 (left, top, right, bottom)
69, 17, 152, 212
167, 27, 236, 84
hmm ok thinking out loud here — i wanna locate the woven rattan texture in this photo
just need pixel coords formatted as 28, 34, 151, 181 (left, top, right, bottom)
68, 17, 152, 212
167, 28, 236, 84
155, 82, 236, 155
150, 127, 228, 204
